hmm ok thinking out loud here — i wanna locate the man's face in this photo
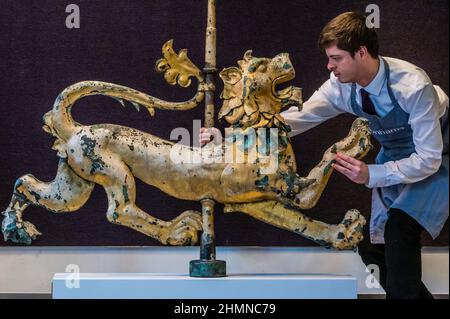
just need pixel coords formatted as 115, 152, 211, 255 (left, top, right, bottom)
325, 44, 361, 83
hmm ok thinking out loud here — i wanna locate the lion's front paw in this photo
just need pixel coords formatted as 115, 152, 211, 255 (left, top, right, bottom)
160, 210, 202, 246
2, 211, 41, 245
335, 118, 372, 158
350, 118, 370, 136
331, 209, 366, 250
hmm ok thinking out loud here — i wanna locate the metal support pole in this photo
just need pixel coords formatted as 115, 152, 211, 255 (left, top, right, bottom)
189, 0, 226, 278
203, 0, 217, 128
200, 199, 216, 260
190, 199, 226, 277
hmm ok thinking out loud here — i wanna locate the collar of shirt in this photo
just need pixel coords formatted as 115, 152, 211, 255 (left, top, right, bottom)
355, 57, 386, 97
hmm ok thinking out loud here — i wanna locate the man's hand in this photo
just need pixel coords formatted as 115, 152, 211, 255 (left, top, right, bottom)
332, 153, 369, 185
199, 127, 222, 146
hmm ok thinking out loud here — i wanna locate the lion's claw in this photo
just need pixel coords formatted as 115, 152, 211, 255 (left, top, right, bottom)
161, 210, 202, 246
2, 210, 41, 245
331, 209, 366, 250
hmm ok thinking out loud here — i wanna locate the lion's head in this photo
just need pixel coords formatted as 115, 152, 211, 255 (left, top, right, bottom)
218, 50, 302, 131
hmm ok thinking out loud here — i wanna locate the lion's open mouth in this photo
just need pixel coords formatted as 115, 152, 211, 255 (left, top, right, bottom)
272, 72, 295, 100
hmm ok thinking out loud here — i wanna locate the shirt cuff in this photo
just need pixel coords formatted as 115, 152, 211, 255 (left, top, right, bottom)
366, 164, 387, 188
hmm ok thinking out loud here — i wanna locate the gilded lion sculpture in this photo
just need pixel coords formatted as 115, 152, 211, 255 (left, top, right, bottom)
1, 42, 372, 249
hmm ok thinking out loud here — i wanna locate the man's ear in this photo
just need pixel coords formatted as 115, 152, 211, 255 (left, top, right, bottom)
358, 46, 369, 59
219, 67, 242, 85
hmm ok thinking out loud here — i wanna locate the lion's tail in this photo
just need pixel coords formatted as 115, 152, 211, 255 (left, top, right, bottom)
48, 81, 204, 141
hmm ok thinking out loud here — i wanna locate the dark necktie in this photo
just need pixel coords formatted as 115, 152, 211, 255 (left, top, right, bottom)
360, 88, 377, 115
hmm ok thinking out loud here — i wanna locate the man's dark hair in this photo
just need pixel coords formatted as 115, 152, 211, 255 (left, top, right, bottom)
318, 12, 379, 58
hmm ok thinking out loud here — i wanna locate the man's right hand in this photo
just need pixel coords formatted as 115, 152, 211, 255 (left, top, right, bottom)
199, 127, 222, 146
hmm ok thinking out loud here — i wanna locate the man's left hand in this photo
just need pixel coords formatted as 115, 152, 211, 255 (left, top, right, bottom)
332, 153, 369, 185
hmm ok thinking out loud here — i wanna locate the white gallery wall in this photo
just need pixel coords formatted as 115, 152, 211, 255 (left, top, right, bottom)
0, 246, 447, 295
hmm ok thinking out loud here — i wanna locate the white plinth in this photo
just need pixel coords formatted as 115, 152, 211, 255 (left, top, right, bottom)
52, 273, 357, 299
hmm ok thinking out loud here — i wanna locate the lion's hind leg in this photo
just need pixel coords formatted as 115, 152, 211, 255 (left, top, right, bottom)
224, 200, 366, 250
99, 159, 202, 245
2, 158, 95, 244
